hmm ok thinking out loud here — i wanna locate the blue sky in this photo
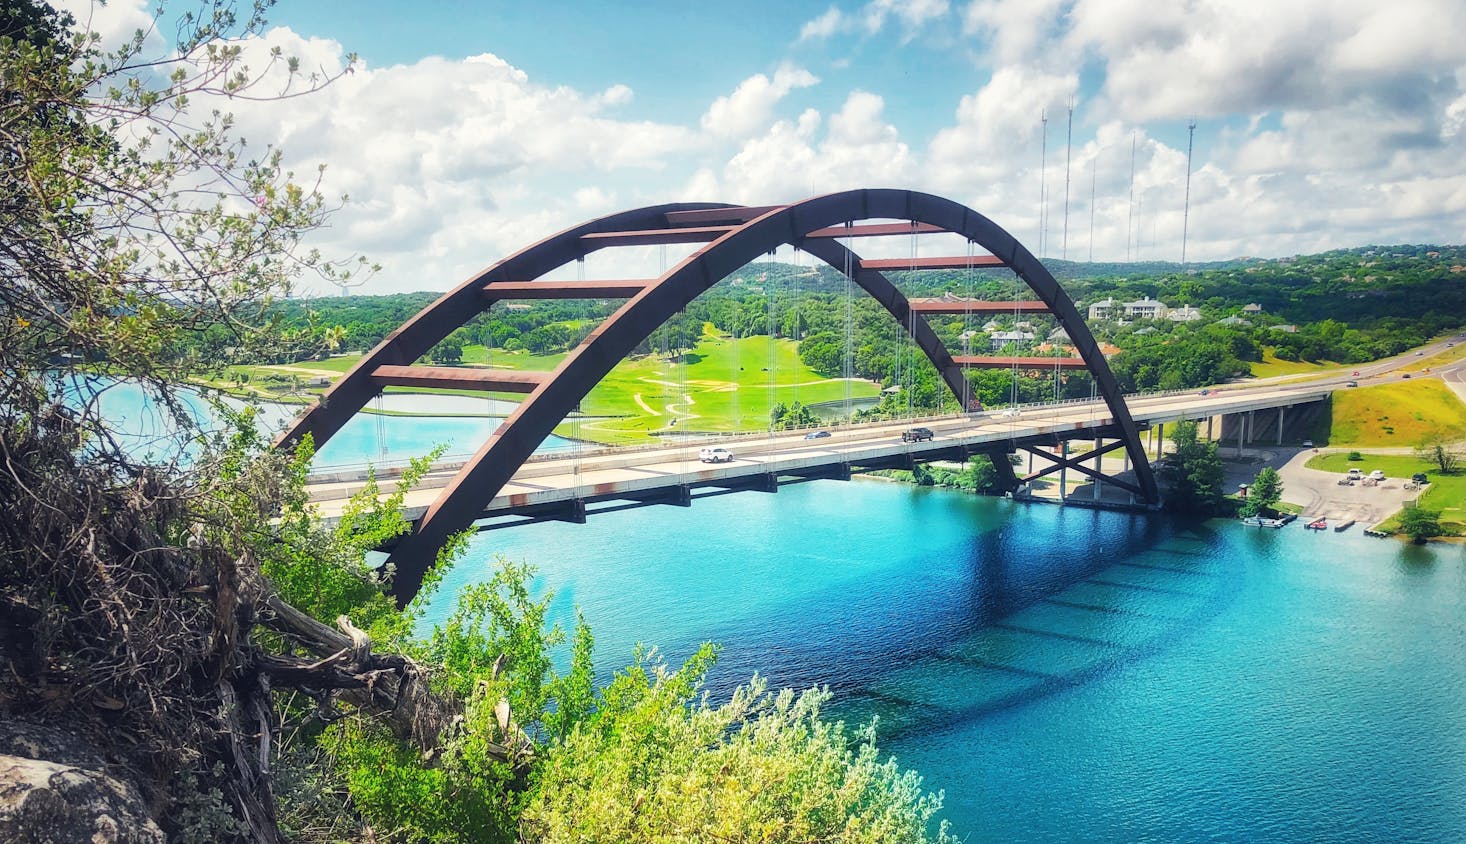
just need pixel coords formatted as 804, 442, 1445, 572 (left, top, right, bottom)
64, 0, 1466, 293
269, 0, 995, 142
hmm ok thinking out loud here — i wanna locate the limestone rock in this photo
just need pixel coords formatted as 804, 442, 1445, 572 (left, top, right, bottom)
0, 720, 163, 843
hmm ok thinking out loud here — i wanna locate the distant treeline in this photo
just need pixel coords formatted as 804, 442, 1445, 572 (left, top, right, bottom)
234, 244, 1465, 408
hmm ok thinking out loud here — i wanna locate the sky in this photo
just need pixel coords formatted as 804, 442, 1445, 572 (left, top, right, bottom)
60, 0, 1466, 295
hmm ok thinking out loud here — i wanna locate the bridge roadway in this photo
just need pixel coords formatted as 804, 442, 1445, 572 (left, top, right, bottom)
305, 378, 1339, 528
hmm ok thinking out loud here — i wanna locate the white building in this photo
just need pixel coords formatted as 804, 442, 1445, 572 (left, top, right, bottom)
1124, 297, 1170, 319
989, 330, 1035, 350
1087, 297, 1118, 320
1166, 305, 1202, 322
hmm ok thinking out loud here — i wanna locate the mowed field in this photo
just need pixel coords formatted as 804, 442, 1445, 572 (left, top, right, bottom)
213, 333, 880, 444
574, 334, 879, 441
1250, 348, 1337, 378
1325, 379, 1466, 446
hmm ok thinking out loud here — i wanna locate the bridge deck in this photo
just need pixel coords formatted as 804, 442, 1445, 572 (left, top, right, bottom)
305, 383, 1334, 525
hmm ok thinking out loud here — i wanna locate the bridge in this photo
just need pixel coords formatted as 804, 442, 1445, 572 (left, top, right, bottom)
304, 379, 1335, 529
277, 188, 1333, 602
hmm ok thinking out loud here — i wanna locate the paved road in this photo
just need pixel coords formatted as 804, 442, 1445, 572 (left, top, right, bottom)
302, 330, 1466, 527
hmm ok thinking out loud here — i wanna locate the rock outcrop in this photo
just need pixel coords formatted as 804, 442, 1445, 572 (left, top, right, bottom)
0, 720, 163, 843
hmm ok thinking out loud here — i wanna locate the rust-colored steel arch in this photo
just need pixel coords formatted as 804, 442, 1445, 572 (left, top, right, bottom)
278, 189, 1158, 602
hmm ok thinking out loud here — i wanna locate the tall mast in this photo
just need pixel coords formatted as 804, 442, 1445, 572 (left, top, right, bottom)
1182, 119, 1196, 265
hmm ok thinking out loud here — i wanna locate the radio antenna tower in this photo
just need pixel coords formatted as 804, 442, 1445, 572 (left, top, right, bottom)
1038, 110, 1049, 257
1062, 98, 1074, 260
1089, 152, 1097, 263
1181, 119, 1196, 265
1125, 132, 1137, 263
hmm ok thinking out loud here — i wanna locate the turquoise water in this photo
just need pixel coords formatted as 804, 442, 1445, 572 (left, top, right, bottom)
86, 379, 573, 468
426, 480, 1466, 842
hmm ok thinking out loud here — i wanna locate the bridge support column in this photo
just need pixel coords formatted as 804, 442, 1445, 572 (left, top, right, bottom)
1123, 447, 1134, 505
1059, 440, 1069, 502
1277, 406, 1285, 445
1155, 423, 1165, 460
1236, 413, 1245, 456
1092, 436, 1103, 501
1207, 415, 1214, 442
1247, 410, 1255, 445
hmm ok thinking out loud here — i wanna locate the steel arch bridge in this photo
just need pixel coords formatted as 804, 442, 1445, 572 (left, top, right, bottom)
278, 189, 1160, 601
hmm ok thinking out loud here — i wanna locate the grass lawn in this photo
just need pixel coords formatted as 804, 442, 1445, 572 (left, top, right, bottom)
1324, 378, 1466, 446
1250, 348, 1337, 378
1305, 452, 1466, 534
575, 334, 880, 442
206, 335, 883, 445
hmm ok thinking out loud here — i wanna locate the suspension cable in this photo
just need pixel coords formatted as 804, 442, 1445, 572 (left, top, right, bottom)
963, 237, 975, 412
843, 221, 854, 427
374, 391, 387, 461
767, 249, 776, 440
573, 257, 585, 485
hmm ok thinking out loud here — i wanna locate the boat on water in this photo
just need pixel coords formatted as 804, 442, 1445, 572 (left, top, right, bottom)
1334, 519, 1356, 532
1306, 518, 1328, 530
1241, 516, 1288, 528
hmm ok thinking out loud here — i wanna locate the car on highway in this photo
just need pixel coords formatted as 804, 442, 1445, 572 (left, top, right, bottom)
1347, 380, 1358, 387
803, 430, 831, 440
1403, 373, 1412, 379
698, 446, 733, 463
1416, 351, 1425, 356
1000, 407, 1022, 418
901, 426, 935, 443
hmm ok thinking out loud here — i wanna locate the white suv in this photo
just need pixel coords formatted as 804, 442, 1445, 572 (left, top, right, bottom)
699, 447, 733, 463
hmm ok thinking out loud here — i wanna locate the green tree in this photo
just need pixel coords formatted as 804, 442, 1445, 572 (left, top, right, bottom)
1159, 420, 1227, 514
1240, 466, 1284, 517
430, 329, 467, 364
519, 649, 956, 844
1414, 436, 1462, 474
1399, 506, 1444, 543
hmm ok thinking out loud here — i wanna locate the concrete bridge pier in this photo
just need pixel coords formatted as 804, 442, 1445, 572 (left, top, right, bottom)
1217, 399, 1329, 451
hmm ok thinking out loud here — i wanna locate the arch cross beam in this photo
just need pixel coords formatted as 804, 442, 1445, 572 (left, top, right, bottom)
276, 189, 1157, 603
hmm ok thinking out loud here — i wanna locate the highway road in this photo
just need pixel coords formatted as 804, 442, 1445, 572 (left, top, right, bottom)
303, 331, 1466, 524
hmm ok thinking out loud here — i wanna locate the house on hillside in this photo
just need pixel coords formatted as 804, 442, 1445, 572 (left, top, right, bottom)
989, 330, 1035, 350
1270, 324, 1299, 333
1166, 305, 1202, 322
1216, 315, 1251, 327
1087, 297, 1118, 320
1124, 297, 1169, 319
1242, 303, 1264, 315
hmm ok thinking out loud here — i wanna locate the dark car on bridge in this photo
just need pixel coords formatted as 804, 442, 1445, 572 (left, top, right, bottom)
901, 426, 935, 443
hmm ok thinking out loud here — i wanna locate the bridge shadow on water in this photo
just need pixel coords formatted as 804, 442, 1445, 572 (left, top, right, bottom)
692, 501, 1239, 744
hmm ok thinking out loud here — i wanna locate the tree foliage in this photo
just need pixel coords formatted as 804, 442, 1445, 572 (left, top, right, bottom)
1414, 436, 1462, 474
1399, 506, 1444, 543
520, 649, 956, 844
1158, 420, 1227, 514
1240, 466, 1284, 518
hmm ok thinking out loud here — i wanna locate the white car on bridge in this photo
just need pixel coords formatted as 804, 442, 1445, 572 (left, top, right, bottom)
699, 447, 733, 463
